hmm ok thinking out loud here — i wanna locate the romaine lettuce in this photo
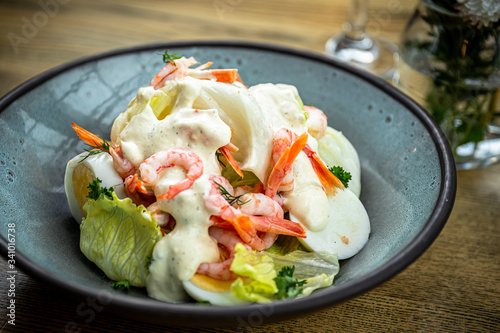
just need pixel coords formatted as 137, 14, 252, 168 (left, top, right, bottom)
230, 244, 278, 303
80, 192, 162, 287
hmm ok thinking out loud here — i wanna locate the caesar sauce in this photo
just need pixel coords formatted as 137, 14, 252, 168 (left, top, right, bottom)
249, 84, 330, 232
146, 171, 219, 302
110, 77, 331, 302
114, 79, 233, 302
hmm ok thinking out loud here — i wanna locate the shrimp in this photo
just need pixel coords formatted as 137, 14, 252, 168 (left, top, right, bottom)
237, 193, 284, 219
150, 57, 239, 90
304, 105, 327, 140
71, 122, 135, 178
269, 128, 300, 193
265, 131, 308, 198
266, 128, 344, 197
196, 226, 249, 281
138, 148, 203, 200
206, 175, 305, 251
123, 174, 156, 207
236, 192, 284, 250
147, 202, 175, 230
150, 57, 197, 89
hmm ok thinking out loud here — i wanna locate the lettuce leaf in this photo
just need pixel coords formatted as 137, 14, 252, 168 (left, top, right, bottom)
266, 235, 309, 255
266, 246, 339, 298
221, 165, 261, 189
80, 192, 162, 287
230, 244, 278, 303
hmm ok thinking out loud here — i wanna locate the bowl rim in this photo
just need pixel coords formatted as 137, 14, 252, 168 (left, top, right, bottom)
0, 40, 457, 326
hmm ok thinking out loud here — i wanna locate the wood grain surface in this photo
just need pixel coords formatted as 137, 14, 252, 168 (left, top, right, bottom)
1, 0, 499, 332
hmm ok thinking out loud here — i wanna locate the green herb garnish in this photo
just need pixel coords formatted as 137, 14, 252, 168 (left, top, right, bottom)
112, 280, 130, 291
328, 166, 351, 188
86, 178, 114, 200
79, 140, 110, 162
158, 49, 181, 64
274, 266, 307, 300
214, 181, 251, 206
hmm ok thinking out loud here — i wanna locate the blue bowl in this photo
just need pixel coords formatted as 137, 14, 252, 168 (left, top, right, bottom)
0, 41, 456, 327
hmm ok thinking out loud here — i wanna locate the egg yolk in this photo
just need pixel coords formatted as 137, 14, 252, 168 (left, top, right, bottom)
72, 163, 95, 217
190, 274, 235, 293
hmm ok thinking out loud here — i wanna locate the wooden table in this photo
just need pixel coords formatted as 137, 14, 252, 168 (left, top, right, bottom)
1, 0, 499, 332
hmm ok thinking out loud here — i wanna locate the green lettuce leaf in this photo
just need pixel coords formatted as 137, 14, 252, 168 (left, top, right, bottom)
266, 235, 309, 255
230, 244, 278, 303
266, 249, 339, 297
80, 192, 162, 287
221, 165, 261, 189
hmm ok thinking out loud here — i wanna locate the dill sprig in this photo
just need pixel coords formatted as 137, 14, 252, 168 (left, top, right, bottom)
214, 181, 251, 206
79, 140, 110, 162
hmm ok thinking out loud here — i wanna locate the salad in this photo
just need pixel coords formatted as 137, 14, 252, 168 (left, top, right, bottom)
64, 51, 370, 305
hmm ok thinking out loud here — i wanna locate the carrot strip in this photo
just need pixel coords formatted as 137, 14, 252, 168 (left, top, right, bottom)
207, 69, 238, 83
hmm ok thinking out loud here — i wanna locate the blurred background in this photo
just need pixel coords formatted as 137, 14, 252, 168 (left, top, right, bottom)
0, 0, 418, 97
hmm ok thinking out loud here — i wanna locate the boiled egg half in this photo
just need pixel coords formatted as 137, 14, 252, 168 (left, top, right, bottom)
183, 274, 249, 306
291, 188, 370, 260
64, 152, 126, 223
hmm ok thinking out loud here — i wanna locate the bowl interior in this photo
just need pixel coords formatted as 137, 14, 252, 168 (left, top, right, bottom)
0, 42, 450, 324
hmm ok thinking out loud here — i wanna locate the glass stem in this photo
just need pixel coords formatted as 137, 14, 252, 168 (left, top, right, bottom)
345, 0, 368, 41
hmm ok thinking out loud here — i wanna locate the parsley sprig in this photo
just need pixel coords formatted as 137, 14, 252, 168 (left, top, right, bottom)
86, 178, 114, 200
214, 181, 250, 206
328, 166, 352, 188
274, 266, 307, 300
158, 49, 181, 64
112, 280, 130, 291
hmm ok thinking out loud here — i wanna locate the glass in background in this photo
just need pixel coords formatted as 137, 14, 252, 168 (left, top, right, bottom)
325, 0, 399, 81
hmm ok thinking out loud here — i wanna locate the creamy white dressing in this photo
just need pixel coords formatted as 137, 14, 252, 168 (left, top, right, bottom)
248, 83, 330, 232
282, 153, 329, 232
110, 77, 332, 302
146, 171, 219, 302
191, 79, 273, 183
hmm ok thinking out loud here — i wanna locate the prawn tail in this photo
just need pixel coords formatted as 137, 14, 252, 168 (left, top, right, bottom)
71, 122, 107, 149
247, 215, 306, 238
219, 145, 244, 178
265, 132, 308, 197
303, 145, 344, 195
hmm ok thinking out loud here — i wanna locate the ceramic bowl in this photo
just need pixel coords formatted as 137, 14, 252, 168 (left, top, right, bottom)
0, 41, 456, 328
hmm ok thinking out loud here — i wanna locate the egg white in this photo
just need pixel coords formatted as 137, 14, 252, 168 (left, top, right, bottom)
183, 278, 249, 306
292, 188, 370, 260
64, 152, 126, 223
